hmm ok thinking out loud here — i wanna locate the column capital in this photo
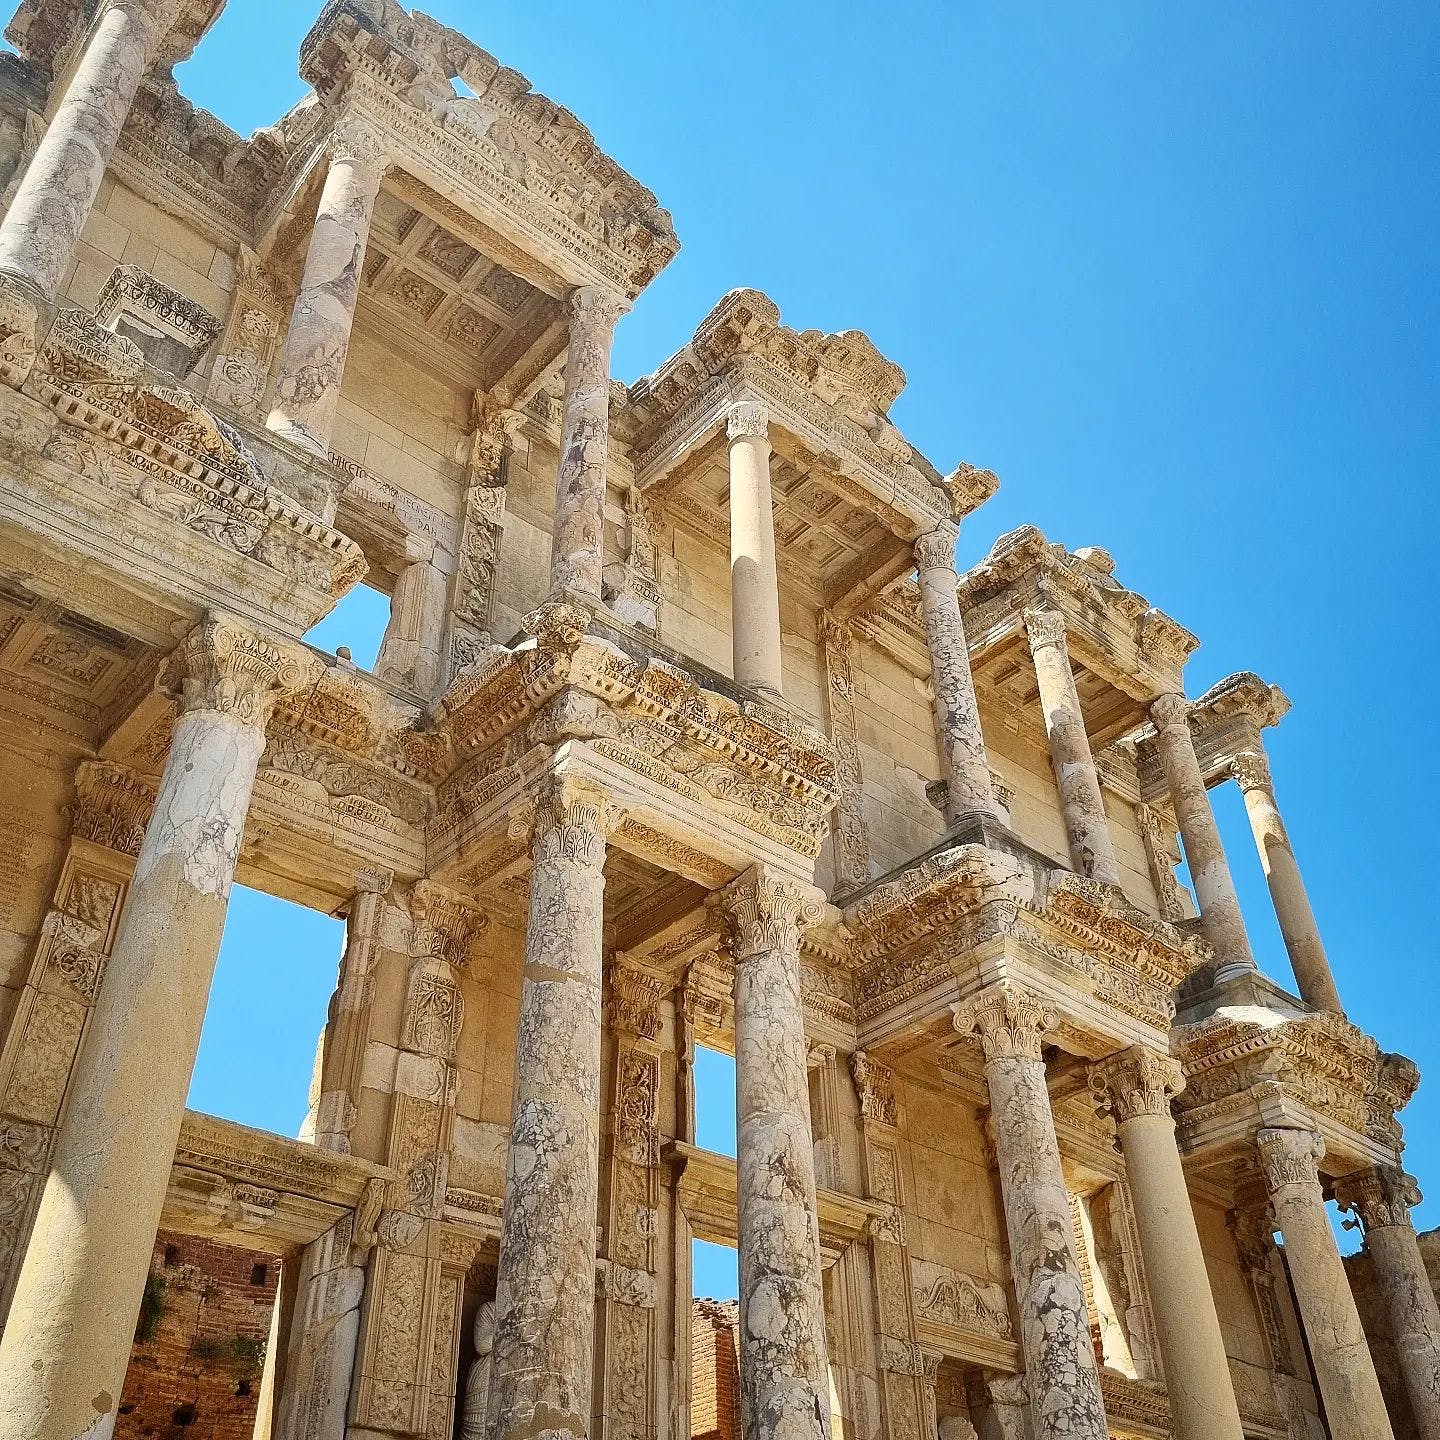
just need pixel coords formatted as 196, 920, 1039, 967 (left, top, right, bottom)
353, 866, 394, 897
568, 283, 630, 332
605, 957, 665, 1041
1089, 1044, 1185, 1124
1150, 690, 1192, 730
725, 397, 770, 441
1022, 606, 1067, 651
330, 112, 392, 178
913, 524, 960, 574
1230, 749, 1274, 794
849, 1050, 898, 1126
162, 616, 314, 729
952, 980, 1058, 1063
716, 865, 823, 963
1227, 1204, 1279, 1273
532, 774, 616, 869
1335, 1164, 1422, 1234
1257, 1126, 1325, 1194
409, 878, 486, 966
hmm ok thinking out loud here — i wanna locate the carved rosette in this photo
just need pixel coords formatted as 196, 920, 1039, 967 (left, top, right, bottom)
1090, 1046, 1186, 1125
850, 1050, 898, 1127
719, 867, 822, 965
725, 398, 770, 441
952, 981, 1058, 1064
913, 525, 959, 576
1335, 1164, 1422, 1234
1256, 1127, 1324, 1195
164, 617, 312, 729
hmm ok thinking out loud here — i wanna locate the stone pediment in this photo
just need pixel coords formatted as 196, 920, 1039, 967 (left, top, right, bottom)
297, 1, 678, 296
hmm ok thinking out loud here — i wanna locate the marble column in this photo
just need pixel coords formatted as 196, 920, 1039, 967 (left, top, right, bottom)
953, 982, 1108, 1440
1090, 1047, 1244, 1440
0, 617, 302, 1440
1150, 694, 1256, 981
1231, 750, 1343, 1013
1256, 1127, 1395, 1440
1023, 610, 1120, 884
1336, 1164, 1440, 1439
0, 0, 182, 303
488, 778, 610, 1440
375, 536, 448, 696
266, 115, 389, 457
915, 526, 999, 826
721, 866, 831, 1440
548, 285, 628, 601
727, 400, 785, 699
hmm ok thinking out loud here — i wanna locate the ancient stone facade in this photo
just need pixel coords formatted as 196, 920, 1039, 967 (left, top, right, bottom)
0, 4, 1430, 1440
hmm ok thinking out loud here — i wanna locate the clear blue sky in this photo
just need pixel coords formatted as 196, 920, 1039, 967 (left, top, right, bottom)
181, 1, 1439, 1301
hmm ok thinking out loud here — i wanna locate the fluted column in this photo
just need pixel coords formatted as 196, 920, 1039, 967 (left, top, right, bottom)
915, 526, 999, 826
727, 400, 784, 698
1150, 694, 1257, 981
1023, 609, 1120, 883
0, 617, 304, 1440
548, 285, 628, 601
1231, 749, 1343, 1013
1336, 1164, 1440, 1439
953, 982, 1108, 1440
720, 867, 831, 1440
375, 536, 448, 695
488, 778, 611, 1440
1091, 1048, 1244, 1440
1256, 1127, 1395, 1440
266, 116, 389, 456
0, 0, 183, 303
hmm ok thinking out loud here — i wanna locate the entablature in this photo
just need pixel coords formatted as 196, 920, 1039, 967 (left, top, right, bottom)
954, 525, 1199, 749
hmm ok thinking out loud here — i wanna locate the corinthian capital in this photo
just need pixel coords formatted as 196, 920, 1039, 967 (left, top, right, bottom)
1022, 608, 1068, 652
409, 879, 486, 966
913, 526, 960, 575
532, 775, 614, 870
1335, 1164, 1422, 1234
718, 865, 823, 964
1229, 750, 1273, 795
1149, 691, 1192, 732
725, 399, 770, 441
568, 284, 630, 334
163, 617, 313, 729
1256, 1126, 1324, 1195
330, 114, 392, 177
1090, 1045, 1185, 1124
952, 980, 1058, 1063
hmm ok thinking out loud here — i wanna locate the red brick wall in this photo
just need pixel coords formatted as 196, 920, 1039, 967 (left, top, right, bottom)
116, 1231, 279, 1440
691, 1298, 740, 1440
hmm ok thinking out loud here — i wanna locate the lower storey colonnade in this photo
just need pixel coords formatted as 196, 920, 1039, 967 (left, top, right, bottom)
0, 658, 1421, 1440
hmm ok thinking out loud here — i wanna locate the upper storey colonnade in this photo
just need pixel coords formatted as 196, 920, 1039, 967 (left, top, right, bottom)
0, 5, 1431, 1440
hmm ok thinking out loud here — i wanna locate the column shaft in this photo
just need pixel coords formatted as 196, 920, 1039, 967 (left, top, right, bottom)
1151, 694, 1256, 980
266, 118, 387, 456
1024, 610, 1120, 883
488, 781, 608, 1440
1093, 1048, 1243, 1440
0, 0, 177, 300
375, 545, 448, 696
955, 983, 1108, 1440
727, 401, 784, 698
1258, 1128, 1395, 1440
915, 527, 998, 825
1233, 752, 1343, 1012
549, 286, 627, 600
724, 868, 831, 1439
1337, 1165, 1440, 1439
0, 619, 295, 1440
